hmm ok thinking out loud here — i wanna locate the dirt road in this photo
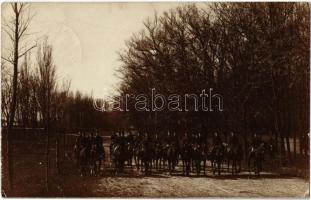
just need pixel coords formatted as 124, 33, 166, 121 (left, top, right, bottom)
88, 169, 309, 197
84, 140, 309, 198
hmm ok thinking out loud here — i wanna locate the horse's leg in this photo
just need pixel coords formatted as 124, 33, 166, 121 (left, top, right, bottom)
169, 161, 171, 175
139, 158, 142, 171
203, 160, 206, 176
235, 159, 237, 175
211, 159, 215, 175
182, 160, 185, 175
239, 159, 242, 173
257, 157, 261, 176
134, 154, 138, 169
188, 160, 191, 176
254, 157, 258, 174
137, 156, 141, 170
198, 160, 201, 176
259, 155, 263, 173
218, 161, 221, 175
98, 160, 101, 175
248, 156, 251, 174
231, 159, 234, 175
142, 158, 145, 172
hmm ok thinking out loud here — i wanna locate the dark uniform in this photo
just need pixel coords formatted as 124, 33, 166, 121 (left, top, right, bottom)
229, 134, 239, 147
213, 134, 222, 147
251, 135, 262, 149
95, 134, 103, 148
95, 133, 104, 159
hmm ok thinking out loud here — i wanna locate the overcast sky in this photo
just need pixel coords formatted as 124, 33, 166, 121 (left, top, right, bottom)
2, 3, 207, 99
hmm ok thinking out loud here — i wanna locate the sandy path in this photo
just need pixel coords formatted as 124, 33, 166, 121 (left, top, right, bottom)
91, 171, 309, 197
88, 142, 309, 197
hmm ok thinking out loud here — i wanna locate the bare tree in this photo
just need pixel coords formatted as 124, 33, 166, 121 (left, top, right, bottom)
36, 39, 56, 191
1, 62, 12, 126
1, 3, 36, 190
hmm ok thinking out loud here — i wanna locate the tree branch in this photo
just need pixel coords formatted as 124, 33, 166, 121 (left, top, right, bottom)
18, 44, 37, 58
1, 57, 14, 64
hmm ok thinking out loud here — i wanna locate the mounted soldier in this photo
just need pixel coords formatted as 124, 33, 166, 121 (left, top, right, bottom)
210, 132, 225, 175
74, 131, 83, 165
95, 131, 103, 152
228, 132, 239, 147
212, 132, 222, 148
251, 133, 262, 151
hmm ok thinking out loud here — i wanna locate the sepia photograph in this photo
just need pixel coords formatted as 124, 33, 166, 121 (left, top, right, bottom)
1, 2, 310, 197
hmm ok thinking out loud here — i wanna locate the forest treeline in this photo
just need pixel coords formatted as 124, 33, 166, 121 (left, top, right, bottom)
1, 39, 112, 130
1, 2, 309, 192
1, 2, 309, 175
117, 3, 310, 158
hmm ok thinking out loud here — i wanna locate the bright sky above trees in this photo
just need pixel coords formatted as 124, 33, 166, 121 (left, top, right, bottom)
2, 2, 207, 99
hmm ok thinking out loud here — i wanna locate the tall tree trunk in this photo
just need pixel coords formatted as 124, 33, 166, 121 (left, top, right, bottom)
243, 108, 248, 160
46, 127, 49, 191
56, 133, 60, 174
7, 3, 20, 190
46, 89, 51, 191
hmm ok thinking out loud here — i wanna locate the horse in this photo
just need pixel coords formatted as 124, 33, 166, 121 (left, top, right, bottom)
90, 144, 105, 176
78, 147, 88, 177
133, 141, 144, 170
153, 143, 164, 170
180, 143, 192, 176
166, 144, 178, 175
110, 143, 125, 174
124, 141, 134, 166
226, 144, 243, 175
209, 144, 225, 175
248, 142, 266, 175
90, 145, 97, 176
192, 143, 203, 176
190, 143, 209, 176
141, 142, 153, 175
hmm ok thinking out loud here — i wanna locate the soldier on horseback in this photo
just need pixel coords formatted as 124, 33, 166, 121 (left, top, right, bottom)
251, 133, 262, 151
212, 132, 222, 148
142, 133, 153, 175
228, 132, 239, 147
95, 131, 104, 158
74, 131, 83, 165
227, 131, 242, 174
92, 130, 104, 175
248, 133, 264, 175
210, 132, 225, 175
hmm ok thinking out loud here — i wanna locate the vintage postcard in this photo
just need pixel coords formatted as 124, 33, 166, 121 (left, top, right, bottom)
1, 2, 309, 197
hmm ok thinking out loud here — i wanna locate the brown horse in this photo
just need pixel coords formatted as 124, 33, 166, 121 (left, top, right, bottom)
226, 144, 243, 175
248, 143, 266, 175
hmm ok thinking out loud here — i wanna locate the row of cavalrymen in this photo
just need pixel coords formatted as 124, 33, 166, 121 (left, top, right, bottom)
110, 131, 264, 151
